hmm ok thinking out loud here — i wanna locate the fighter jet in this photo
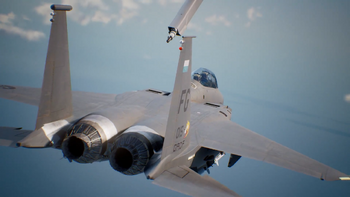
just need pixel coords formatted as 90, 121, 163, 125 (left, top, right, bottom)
0, 4, 349, 197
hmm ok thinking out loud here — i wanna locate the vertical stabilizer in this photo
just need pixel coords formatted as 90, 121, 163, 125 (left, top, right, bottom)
161, 36, 195, 160
146, 36, 196, 179
36, 5, 73, 129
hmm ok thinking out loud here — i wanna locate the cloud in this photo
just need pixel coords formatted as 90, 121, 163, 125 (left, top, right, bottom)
92, 11, 116, 24
158, 0, 167, 6
245, 7, 262, 28
116, 0, 140, 25
34, 1, 112, 26
34, 0, 185, 26
247, 7, 260, 21
205, 15, 231, 27
121, 0, 139, 10
79, 0, 109, 10
140, 0, 152, 4
22, 15, 31, 21
187, 22, 202, 32
156, 0, 182, 6
170, 0, 184, 3
0, 12, 15, 24
34, 3, 52, 25
60, 0, 109, 26
345, 94, 350, 103
0, 12, 45, 41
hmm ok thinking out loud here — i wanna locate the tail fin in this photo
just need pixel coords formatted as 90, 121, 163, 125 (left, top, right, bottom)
145, 36, 198, 179
161, 36, 195, 160
36, 5, 73, 129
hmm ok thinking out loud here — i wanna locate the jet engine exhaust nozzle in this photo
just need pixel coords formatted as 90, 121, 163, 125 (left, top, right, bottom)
62, 135, 86, 160
109, 132, 153, 175
61, 122, 104, 163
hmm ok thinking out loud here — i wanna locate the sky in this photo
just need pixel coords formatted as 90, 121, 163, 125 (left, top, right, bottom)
0, 0, 350, 196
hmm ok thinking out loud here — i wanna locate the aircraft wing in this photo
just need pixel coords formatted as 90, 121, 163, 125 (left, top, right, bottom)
0, 85, 41, 106
197, 118, 349, 181
0, 127, 32, 147
153, 165, 241, 197
0, 85, 116, 110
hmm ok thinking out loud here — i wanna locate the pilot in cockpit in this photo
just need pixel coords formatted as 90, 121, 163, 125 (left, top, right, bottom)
192, 68, 218, 89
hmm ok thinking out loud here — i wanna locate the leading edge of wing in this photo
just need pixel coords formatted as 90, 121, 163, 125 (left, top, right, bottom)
0, 85, 41, 106
153, 165, 241, 197
0, 85, 116, 111
196, 118, 349, 181
0, 127, 32, 147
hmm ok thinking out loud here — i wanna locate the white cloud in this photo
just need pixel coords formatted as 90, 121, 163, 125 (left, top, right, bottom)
79, 0, 109, 10
34, 1, 112, 26
60, 0, 96, 26
122, 0, 139, 10
34, 3, 52, 25
170, 0, 184, 3
345, 94, 350, 103
140, 0, 152, 4
246, 7, 262, 28
187, 22, 202, 32
156, 0, 183, 6
0, 12, 15, 24
115, 0, 140, 25
158, 0, 167, 6
0, 12, 45, 41
22, 15, 31, 21
205, 15, 231, 27
92, 11, 117, 24
247, 7, 262, 21
34, 0, 183, 27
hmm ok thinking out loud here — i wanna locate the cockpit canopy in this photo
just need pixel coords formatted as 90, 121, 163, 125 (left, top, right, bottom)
192, 68, 218, 89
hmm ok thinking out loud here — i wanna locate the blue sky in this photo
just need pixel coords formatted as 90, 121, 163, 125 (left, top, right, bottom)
0, 0, 350, 196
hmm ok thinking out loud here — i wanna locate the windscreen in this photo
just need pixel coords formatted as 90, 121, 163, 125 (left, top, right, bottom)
192, 68, 218, 89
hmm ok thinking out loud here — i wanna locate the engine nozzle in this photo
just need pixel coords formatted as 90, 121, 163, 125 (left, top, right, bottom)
61, 123, 105, 163
109, 132, 153, 175
62, 134, 88, 160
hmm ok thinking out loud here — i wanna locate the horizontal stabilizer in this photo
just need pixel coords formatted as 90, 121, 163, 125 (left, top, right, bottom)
0, 127, 32, 148
153, 166, 241, 197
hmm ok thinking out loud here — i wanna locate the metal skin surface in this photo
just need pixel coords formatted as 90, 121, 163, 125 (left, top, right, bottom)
0, 2, 349, 197
167, 0, 203, 43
